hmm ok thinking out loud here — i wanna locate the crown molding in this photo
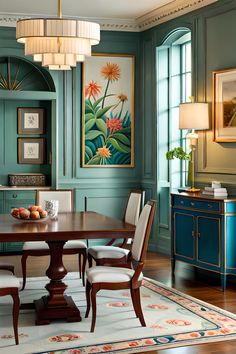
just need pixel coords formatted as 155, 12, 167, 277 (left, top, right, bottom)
0, 1, 218, 32
137, 0, 218, 30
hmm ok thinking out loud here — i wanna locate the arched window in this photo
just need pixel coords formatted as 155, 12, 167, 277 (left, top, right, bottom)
157, 28, 191, 190
156, 29, 191, 253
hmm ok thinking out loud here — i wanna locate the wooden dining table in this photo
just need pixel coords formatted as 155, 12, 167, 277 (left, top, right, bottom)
0, 211, 135, 325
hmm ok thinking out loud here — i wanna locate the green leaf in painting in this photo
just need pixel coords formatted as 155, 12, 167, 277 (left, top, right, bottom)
85, 130, 104, 141
96, 105, 114, 118
87, 155, 101, 165
112, 132, 131, 146
96, 118, 107, 137
85, 145, 93, 159
85, 118, 96, 133
108, 138, 131, 154
85, 113, 95, 122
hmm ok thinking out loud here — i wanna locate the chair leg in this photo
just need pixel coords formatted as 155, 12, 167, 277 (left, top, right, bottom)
133, 287, 146, 327
88, 253, 93, 268
78, 253, 82, 279
81, 251, 87, 287
21, 253, 28, 291
90, 286, 97, 332
130, 288, 139, 318
11, 292, 20, 345
85, 280, 91, 318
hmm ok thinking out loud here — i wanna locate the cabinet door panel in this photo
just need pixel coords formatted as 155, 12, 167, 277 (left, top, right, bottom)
174, 212, 194, 259
197, 216, 220, 267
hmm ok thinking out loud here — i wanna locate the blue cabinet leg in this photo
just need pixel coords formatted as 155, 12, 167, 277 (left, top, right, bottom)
221, 274, 226, 291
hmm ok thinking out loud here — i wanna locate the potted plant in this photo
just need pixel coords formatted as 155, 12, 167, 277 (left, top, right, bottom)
166, 147, 192, 187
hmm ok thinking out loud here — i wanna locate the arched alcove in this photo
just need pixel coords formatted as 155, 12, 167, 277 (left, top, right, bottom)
0, 56, 55, 92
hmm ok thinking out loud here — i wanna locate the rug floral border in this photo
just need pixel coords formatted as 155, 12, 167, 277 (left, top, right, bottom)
35, 278, 236, 354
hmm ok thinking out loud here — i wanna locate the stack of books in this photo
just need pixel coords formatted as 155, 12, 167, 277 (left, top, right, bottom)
202, 186, 228, 196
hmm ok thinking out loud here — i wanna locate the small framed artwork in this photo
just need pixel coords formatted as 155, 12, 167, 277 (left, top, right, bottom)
18, 138, 46, 164
82, 53, 134, 167
17, 108, 46, 134
213, 68, 236, 142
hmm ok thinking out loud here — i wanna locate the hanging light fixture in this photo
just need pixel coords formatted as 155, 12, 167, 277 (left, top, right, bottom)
16, 0, 100, 70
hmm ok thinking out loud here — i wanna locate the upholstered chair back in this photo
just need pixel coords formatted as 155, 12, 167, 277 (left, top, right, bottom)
131, 203, 153, 261
37, 190, 72, 212
124, 191, 144, 225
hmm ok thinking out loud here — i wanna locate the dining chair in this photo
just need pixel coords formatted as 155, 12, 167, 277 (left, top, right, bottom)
0, 266, 20, 345
87, 190, 145, 267
85, 200, 156, 332
21, 190, 87, 290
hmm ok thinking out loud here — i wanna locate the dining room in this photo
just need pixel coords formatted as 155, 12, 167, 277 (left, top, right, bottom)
2, 0, 236, 353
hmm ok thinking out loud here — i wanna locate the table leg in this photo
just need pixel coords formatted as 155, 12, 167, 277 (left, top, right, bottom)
34, 240, 81, 325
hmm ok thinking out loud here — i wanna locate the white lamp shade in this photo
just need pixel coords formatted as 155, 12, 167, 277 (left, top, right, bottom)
179, 102, 209, 130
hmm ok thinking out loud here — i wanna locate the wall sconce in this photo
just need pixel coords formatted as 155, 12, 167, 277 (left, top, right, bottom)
179, 102, 209, 192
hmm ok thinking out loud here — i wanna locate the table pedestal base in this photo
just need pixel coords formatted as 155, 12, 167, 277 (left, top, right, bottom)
34, 295, 82, 325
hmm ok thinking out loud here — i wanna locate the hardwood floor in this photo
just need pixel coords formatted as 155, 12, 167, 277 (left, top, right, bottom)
2, 251, 236, 353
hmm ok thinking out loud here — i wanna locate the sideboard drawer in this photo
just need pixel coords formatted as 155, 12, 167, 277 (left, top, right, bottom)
173, 196, 220, 213
5, 191, 36, 201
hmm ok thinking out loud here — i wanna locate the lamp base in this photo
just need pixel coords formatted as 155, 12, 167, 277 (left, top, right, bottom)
185, 187, 201, 193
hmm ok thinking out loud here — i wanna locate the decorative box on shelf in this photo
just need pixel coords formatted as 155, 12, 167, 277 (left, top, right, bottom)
8, 173, 46, 187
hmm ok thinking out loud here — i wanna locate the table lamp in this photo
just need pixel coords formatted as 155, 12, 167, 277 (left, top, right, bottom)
179, 102, 209, 192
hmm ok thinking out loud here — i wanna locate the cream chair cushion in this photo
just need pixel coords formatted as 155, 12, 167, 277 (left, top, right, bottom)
23, 240, 87, 251
88, 246, 129, 259
0, 270, 20, 288
86, 266, 143, 284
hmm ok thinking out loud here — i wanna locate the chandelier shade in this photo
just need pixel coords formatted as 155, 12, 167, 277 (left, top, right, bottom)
16, 1, 100, 70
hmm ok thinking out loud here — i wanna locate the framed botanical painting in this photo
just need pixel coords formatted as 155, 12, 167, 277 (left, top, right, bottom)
18, 138, 46, 164
82, 53, 134, 167
213, 68, 236, 142
17, 108, 46, 134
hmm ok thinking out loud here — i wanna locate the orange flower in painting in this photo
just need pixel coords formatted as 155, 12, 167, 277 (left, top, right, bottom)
101, 62, 121, 82
117, 93, 128, 102
85, 80, 102, 99
106, 118, 122, 134
96, 146, 111, 158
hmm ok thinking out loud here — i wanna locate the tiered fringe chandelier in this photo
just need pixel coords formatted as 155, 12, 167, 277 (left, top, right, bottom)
16, 0, 100, 70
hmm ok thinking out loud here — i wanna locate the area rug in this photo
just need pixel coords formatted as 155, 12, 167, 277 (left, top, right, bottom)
1, 274, 236, 354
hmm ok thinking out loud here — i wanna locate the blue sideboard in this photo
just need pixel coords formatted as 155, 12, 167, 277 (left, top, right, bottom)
171, 191, 236, 291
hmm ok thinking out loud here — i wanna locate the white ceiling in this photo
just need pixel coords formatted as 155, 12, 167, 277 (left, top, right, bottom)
0, 0, 173, 19
0, 0, 218, 31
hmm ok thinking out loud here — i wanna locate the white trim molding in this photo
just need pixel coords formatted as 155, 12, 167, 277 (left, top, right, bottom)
137, 0, 218, 30
0, 1, 218, 32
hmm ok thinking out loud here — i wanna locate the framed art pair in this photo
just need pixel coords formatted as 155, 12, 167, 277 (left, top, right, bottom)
17, 108, 46, 164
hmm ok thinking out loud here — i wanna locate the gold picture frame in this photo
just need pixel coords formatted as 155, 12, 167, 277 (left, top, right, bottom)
82, 53, 134, 167
213, 68, 236, 142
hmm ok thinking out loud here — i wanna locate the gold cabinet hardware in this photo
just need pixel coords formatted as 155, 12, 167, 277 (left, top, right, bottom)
192, 231, 195, 237
191, 202, 195, 206
198, 232, 201, 238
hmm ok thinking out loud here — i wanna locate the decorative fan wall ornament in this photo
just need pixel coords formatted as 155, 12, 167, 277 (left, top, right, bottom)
0, 57, 33, 90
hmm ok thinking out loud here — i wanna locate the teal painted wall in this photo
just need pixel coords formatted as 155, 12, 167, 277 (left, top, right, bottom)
55, 31, 144, 222
140, 0, 236, 253
1, 0, 236, 253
